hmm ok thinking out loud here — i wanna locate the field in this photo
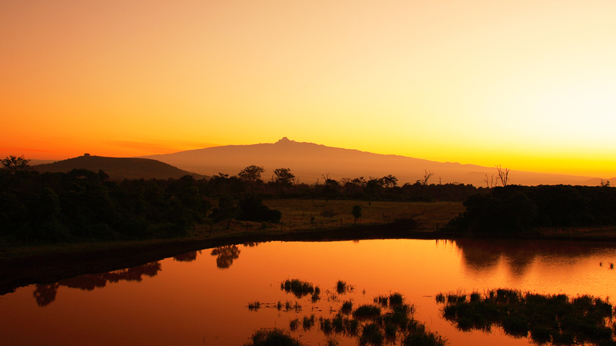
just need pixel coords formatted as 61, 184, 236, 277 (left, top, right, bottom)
263, 199, 464, 232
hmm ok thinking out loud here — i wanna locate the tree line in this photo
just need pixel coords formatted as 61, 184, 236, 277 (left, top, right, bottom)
445, 184, 616, 234
0, 157, 480, 244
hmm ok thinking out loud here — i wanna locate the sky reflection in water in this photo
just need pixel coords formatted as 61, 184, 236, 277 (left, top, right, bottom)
2, 239, 616, 346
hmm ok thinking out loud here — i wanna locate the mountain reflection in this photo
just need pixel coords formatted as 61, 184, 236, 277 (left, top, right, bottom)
211, 245, 241, 269
32, 262, 161, 307
455, 239, 615, 277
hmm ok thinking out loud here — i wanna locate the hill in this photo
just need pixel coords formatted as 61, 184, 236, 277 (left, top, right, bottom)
33, 155, 205, 180
144, 138, 598, 186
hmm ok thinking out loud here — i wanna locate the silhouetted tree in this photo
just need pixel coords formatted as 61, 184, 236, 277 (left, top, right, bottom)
273, 168, 295, 195
1, 155, 30, 174
352, 205, 362, 224
238, 165, 265, 192
210, 196, 238, 229
496, 165, 510, 187
421, 169, 434, 186
237, 194, 281, 223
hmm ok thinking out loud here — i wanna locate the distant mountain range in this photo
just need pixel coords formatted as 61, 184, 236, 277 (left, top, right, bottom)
33, 155, 205, 180
144, 137, 608, 186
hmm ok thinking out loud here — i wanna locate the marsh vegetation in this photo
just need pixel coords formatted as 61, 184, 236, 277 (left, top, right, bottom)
437, 289, 616, 345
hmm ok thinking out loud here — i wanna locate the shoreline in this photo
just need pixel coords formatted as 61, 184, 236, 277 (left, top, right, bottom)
2, 221, 616, 296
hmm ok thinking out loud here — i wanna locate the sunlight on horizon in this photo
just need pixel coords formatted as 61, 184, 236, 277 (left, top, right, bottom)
2, 0, 615, 177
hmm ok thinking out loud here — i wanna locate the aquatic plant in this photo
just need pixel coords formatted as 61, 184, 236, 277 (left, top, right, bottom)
322, 336, 340, 346
289, 318, 300, 331
247, 301, 261, 311
360, 323, 383, 345
436, 289, 616, 345
341, 300, 353, 314
374, 295, 389, 306
389, 292, 403, 305
244, 328, 304, 346
302, 315, 315, 331
281, 279, 315, 298
353, 305, 382, 319
336, 280, 347, 294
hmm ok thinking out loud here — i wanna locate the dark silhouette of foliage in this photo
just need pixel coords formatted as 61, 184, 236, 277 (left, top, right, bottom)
446, 184, 616, 234
210, 196, 238, 229
352, 205, 362, 224
437, 289, 615, 345
238, 194, 281, 223
1, 155, 31, 174
210, 245, 240, 269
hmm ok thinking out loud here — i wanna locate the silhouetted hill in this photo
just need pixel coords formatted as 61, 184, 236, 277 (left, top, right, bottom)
144, 138, 598, 186
33, 155, 205, 180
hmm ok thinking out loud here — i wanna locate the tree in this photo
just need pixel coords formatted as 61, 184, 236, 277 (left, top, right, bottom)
352, 205, 362, 224
421, 169, 434, 186
273, 168, 296, 196
496, 165, 510, 187
238, 165, 265, 192
210, 196, 238, 229
380, 175, 398, 188
1, 155, 30, 174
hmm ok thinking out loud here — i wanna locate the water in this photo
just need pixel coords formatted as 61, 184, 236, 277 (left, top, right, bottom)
2, 238, 616, 345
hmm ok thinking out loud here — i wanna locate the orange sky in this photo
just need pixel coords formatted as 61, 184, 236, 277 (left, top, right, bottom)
2, 1, 615, 178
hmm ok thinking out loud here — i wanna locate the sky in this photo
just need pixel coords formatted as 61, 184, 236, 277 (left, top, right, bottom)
2, 0, 616, 178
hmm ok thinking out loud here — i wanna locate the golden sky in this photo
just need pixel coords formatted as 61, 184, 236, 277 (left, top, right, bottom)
2, 1, 615, 178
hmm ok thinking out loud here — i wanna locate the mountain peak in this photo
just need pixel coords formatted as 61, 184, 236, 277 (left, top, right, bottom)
275, 137, 295, 144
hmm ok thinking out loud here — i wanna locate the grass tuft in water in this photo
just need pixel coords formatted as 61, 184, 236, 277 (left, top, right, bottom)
281, 279, 315, 298
248, 301, 261, 311
302, 314, 316, 331
341, 300, 353, 314
437, 289, 616, 345
244, 328, 304, 346
353, 304, 381, 319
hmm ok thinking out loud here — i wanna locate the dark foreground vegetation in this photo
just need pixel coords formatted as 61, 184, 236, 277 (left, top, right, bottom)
437, 289, 616, 346
445, 184, 616, 235
0, 157, 475, 246
247, 279, 446, 346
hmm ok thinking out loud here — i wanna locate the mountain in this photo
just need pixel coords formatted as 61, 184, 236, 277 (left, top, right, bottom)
144, 138, 598, 186
33, 155, 205, 180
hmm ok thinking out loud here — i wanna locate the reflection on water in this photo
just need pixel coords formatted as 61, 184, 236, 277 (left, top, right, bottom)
246, 282, 446, 346
32, 262, 161, 307
454, 238, 616, 277
437, 289, 615, 345
172, 250, 200, 262
4, 238, 616, 346
211, 245, 241, 269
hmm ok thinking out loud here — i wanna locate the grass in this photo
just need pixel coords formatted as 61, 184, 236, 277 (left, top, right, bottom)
353, 304, 382, 319
437, 289, 616, 345
281, 279, 314, 298
247, 301, 261, 311
247, 280, 445, 346
302, 315, 316, 331
341, 300, 353, 314
244, 328, 304, 346
263, 200, 464, 233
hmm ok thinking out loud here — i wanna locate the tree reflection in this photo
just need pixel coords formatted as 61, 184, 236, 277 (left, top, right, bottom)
32, 262, 161, 307
33, 283, 59, 307
455, 239, 616, 277
211, 245, 241, 269
173, 251, 200, 262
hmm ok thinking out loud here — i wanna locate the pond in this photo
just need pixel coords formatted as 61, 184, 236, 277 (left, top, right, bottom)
1, 238, 616, 345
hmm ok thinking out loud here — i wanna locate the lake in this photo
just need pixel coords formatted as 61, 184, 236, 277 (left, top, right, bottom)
2, 238, 616, 345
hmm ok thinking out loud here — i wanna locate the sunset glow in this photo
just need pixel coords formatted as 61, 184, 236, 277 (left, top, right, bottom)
2, 1, 615, 178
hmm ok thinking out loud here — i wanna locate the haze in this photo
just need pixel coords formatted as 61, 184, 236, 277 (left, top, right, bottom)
2, 1, 615, 178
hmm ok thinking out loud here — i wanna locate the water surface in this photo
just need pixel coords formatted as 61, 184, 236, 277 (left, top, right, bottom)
2, 238, 616, 345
